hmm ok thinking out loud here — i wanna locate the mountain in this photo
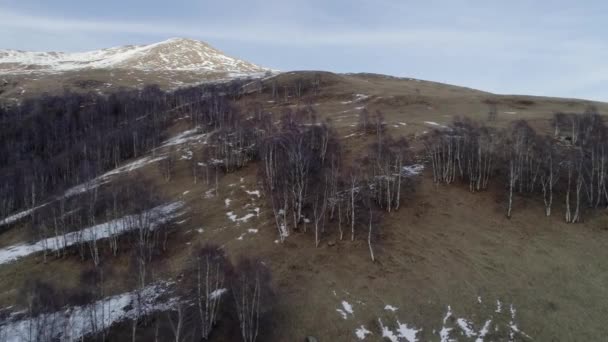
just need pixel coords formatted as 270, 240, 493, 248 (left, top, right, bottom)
0, 38, 268, 75
0, 38, 272, 100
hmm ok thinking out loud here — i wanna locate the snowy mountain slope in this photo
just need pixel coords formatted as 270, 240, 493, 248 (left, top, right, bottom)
0, 38, 269, 75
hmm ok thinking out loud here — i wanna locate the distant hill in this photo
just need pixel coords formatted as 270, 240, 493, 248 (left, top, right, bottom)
0, 38, 268, 75
0, 38, 272, 100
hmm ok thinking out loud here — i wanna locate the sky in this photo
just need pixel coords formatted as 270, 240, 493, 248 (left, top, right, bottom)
0, 0, 606, 102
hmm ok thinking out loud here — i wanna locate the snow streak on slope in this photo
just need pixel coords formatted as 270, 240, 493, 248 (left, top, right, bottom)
0, 202, 184, 265
0, 282, 175, 342
0, 38, 269, 75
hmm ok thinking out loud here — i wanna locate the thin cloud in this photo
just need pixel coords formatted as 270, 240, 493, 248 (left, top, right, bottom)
0, 8, 535, 49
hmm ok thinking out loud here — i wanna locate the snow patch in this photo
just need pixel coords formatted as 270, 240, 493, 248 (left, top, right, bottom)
337, 300, 354, 320
379, 319, 399, 342
245, 190, 261, 198
495, 299, 502, 313
341, 301, 354, 315
439, 305, 453, 342
210, 288, 227, 300
402, 164, 425, 176
385, 305, 399, 312
204, 189, 216, 198
0, 202, 184, 265
0, 282, 175, 341
161, 128, 209, 148
397, 321, 420, 342
456, 318, 476, 337
0, 38, 270, 75
355, 325, 372, 340
63, 155, 166, 198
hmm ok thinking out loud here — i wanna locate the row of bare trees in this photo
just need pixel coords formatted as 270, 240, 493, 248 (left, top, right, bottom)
253, 109, 416, 260
131, 247, 273, 342
424, 108, 607, 222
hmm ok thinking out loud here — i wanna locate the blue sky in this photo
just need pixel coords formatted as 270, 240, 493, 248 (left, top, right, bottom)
1, 0, 606, 101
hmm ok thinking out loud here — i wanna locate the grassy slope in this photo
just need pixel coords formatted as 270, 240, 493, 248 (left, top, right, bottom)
1, 71, 608, 340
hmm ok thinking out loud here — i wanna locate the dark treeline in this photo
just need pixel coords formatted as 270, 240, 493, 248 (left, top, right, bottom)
0, 80, 249, 220
424, 107, 606, 222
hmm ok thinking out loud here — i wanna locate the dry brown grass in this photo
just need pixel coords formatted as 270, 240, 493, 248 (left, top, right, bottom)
1, 71, 608, 340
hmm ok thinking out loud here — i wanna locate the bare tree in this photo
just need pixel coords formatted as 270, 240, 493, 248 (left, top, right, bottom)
230, 258, 273, 342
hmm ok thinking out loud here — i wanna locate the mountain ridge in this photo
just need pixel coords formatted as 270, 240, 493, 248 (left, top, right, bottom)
0, 38, 270, 75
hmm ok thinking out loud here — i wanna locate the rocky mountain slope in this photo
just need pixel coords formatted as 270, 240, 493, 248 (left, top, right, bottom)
0, 38, 272, 100
0, 38, 268, 75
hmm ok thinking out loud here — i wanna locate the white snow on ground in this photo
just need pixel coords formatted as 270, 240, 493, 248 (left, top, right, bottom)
355, 325, 372, 340
399, 122, 407, 126
396, 321, 420, 342
226, 212, 256, 223
504, 111, 518, 115
225, 198, 232, 207
226, 212, 237, 222
210, 288, 227, 300
402, 164, 425, 176
475, 320, 492, 342
245, 190, 261, 198
205, 189, 216, 198
160, 128, 210, 148
341, 94, 370, 104
180, 150, 193, 160
378, 319, 419, 342
237, 214, 255, 223
439, 305, 453, 342
379, 319, 399, 342
0, 282, 175, 342
0, 202, 183, 265
348, 299, 528, 342
0, 203, 49, 226
425, 121, 441, 126
247, 229, 258, 234
508, 304, 531, 340
64, 155, 167, 198
456, 318, 476, 337
336, 300, 355, 320
0, 38, 269, 75
342, 301, 354, 315
495, 299, 502, 313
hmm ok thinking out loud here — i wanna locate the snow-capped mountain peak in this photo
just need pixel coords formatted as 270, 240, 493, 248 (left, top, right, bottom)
0, 38, 269, 75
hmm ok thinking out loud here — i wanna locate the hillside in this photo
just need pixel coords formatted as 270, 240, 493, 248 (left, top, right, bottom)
0, 38, 271, 100
0, 70, 608, 341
